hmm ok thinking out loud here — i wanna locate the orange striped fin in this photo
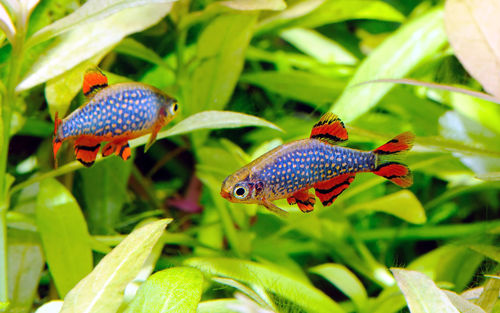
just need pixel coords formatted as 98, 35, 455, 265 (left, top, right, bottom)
287, 189, 316, 212
83, 68, 108, 98
52, 112, 63, 168
372, 162, 413, 187
74, 137, 101, 167
102, 141, 131, 161
374, 131, 415, 155
310, 113, 348, 144
314, 173, 355, 206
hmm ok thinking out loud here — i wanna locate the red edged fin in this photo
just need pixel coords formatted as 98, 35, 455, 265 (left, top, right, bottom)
374, 131, 415, 155
74, 137, 101, 167
115, 142, 131, 161
287, 189, 316, 213
310, 113, 348, 144
314, 173, 355, 207
372, 162, 413, 187
52, 112, 63, 168
101, 142, 115, 157
83, 68, 108, 98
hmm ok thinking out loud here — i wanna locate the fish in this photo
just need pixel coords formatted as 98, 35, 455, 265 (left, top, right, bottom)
220, 113, 415, 216
52, 68, 179, 167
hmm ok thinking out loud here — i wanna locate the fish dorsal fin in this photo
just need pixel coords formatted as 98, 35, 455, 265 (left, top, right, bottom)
310, 112, 348, 144
83, 68, 108, 98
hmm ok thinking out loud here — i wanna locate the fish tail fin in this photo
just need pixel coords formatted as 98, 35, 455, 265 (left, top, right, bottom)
372, 132, 415, 188
52, 112, 63, 168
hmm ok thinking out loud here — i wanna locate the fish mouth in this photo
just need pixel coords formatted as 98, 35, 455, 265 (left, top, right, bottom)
220, 190, 231, 200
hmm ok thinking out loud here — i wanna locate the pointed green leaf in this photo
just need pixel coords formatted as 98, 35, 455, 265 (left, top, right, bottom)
331, 8, 447, 122
129, 111, 282, 148
468, 244, 500, 263
344, 190, 427, 224
391, 268, 460, 313
442, 290, 485, 313
185, 257, 345, 313
60, 219, 171, 313
124, 267, 203, 313
36, 178, 93, 297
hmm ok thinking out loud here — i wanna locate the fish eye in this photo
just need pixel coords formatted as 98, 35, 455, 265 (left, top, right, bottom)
169, 102, 178, 115
233, 185, 249, 199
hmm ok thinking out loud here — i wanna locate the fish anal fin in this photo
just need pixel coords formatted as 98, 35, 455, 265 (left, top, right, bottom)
314, 173, 355, 207
310, 112, 348, 144
74, 137, 101, 167
83, 68, 108, 98
262, 200, 289, 217
287, 189, 316, 213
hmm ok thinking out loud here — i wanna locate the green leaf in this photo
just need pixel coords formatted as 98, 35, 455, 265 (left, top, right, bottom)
34, 300, 64, 313
344, 190, 427, 224
185, 257, 345, 313
79, 157, 133, 235
124, 267, 203, 313
184, 13, 257, 115
444, 0, 500, 97
391, 268, 460, 313
36, 178, 93, 298
468, 244, 500, 263
60, 219, 171, 313
240, 70, 345, 105
129, 111, 282, 148
197, 299, 240, 313
331, 8, 447, 122
257, 0, 404, 34
280, 28, 357, 65
27, 0, 176, 47
45, 50, 108, 118
219, 0, 286, 11
114, 38, 173, 70
442, 290, 485, 313
310, 263, 367, 311
7, 231, 44, 313
17, 2, 173, 92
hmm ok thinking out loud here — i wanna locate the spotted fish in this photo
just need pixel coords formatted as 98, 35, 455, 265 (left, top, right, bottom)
220, 113, 414, 216
52, 68, 178, 167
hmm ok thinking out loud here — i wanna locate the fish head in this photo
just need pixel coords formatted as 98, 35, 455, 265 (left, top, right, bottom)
221, 169, 264, 203
157, 91, 179, 124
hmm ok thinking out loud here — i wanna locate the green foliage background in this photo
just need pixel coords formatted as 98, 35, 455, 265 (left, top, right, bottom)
0, 0, 499, 312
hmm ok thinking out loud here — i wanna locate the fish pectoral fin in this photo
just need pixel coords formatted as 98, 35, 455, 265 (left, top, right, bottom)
310, 112, 348, 144
314, 173, 355, 207
74, 137, 101, 167
144, 124, 161, 152
288, 189, 316, 213
83, 68, 108, 98
262, 200, 289, 217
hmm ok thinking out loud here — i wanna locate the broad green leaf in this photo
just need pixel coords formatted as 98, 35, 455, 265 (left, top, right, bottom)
310, 263, 368, 311
444, 0, 500, 98
240, 70, 345, 105
442, 290, 485, 313
197, 299, 240, 313
185, 13, 257, 115
45, 50, 109, 118
257, 0, 404, 34
79, 157, 133, 235
27, 0, 176, 47
60, 219, 171, 313
124, 267, 203, 313
449, 92, 500, 135
220, 0, 286, 11
0, 2, 15, 42
7, 231, 44, 313
468, 244, 500, 263
34, 300, 64, 313
344, 190, 427, 224
36, 178, 93, 297
185, 257, 345, 313
129, 111, 282, 148
391, 268, 460, 313
331, 8, 447, 122
280, 28, 357, 65
114, 38, 172, 70
17, 3, 173, 92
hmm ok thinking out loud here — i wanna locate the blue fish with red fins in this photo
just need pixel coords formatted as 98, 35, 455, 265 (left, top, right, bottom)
220, 113, 414, 216
53, 68, 178, 167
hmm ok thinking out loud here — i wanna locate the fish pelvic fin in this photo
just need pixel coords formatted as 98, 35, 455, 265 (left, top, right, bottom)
83, 67, 108, 98
372, 132, 415, 188
144, 123, 162, 152
310, 112, 348, 145
262, 200, 289, 217
287, 189, 316, 212
52, 112, 63, 168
